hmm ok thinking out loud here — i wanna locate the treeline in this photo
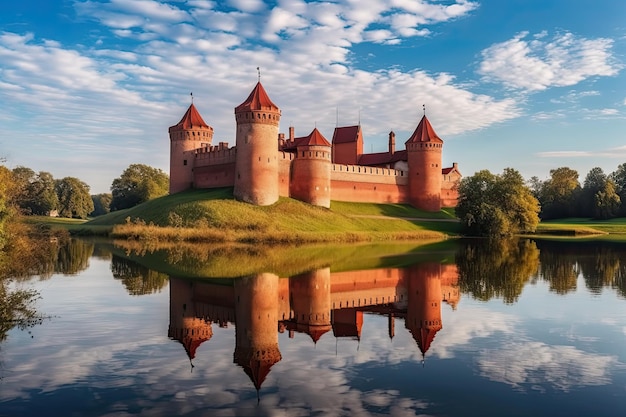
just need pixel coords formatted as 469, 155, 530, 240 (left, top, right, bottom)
529, 164, 626, 220
456, 164, 626, 237
4, 163, 169, 219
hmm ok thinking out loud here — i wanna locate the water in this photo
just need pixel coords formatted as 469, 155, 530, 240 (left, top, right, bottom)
1, 238, 625, 416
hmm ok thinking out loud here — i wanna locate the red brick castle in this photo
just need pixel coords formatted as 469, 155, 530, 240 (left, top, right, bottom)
169, 81, 460, 211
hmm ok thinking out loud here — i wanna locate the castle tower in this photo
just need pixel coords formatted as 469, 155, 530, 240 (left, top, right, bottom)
331, 125, 363, 165
405, 262, 443, 360
288, 267, 332, 343
168, 277, 213, 362
169, 103, 214, 194
290, 128, 332, 208
233, 82, 281, 205
405, 115, 443, 211
233, 273, 282, 392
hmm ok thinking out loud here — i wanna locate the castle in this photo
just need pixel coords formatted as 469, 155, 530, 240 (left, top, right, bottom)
169, 81, 460, 211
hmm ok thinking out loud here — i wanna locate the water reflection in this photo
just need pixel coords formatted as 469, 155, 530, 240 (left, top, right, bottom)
535, 240, 626, 298
168, 262, 460, 392
456, 239, 540, 303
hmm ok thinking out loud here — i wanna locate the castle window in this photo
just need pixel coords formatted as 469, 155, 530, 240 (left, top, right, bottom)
183, 160, 187, 165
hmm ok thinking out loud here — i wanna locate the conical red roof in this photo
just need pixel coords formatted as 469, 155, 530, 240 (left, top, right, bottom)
413, 328, 440, 356
170, 103, 209, 130
235, 82, 279, 113
405, 115, 443, 144
302, 128, 331, 147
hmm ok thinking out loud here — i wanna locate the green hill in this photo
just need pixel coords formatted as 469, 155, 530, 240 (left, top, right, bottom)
80, 187, 460, 243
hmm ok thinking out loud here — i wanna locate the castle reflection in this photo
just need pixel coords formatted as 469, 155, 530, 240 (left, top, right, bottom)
168, 263, 459, 391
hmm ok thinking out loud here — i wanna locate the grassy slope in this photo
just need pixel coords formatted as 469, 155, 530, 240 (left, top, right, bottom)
535, 217, 626, 241
79, 188, 460, 243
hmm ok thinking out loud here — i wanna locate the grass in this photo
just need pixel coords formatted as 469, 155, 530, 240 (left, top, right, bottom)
69, 188, 460, 243
534, 217, 626, 241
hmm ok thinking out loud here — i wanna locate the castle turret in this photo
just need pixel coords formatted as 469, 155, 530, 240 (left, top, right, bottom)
288, 267, 332, 343
233, 273, 282, 392
290, 128, 332, 208
168, 277, 213, 363
405, 115, 443, 211
406, 263, 443, 360
233, 82, 281, 205
169, 103, 214, 194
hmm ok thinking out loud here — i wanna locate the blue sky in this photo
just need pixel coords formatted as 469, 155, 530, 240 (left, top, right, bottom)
0, 0, 625, 194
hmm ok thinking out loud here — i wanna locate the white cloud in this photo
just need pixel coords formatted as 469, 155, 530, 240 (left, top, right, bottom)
0, 0, 515, 192
477, 341, 620, 391
479, 31, 622, 91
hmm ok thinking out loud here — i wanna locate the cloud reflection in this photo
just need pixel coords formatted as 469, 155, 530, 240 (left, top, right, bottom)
477, 341, 620, 391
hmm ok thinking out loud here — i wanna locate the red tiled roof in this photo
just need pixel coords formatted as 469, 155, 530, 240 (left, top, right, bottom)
302, 128, 331, 146
169, 103, 209, 130
390, 149, 407, 163
358, 152, 392, 166
405, 115, 443, 144
332, 125, 360, 144
411, 327, 440, 356
358, 149, 408, 166
235, 82, 279, 113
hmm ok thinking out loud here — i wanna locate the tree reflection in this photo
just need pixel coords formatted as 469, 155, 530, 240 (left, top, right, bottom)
0, 281, 42, 343
55, 238, 94, 275
535, 241, 626, 298
539, 248, 579, 295
456, 238, 539, 303
111, 255, 168, 296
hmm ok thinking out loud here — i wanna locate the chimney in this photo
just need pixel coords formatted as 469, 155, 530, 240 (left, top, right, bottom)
388, 131, 396, 154
289, 126, 295, 141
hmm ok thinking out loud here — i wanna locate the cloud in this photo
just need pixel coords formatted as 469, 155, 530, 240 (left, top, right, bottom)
479, 31, 622, 91
0, 0, 518, 192
477, 341, 620, 391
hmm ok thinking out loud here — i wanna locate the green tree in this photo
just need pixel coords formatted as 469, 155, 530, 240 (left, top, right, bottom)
27, 171, 58, 215
594, 179, 621, 219
11, 166, 35, 214
90, 193, 112, 217
537, 167, 581, 219
0, 166, 17, 251
581, 167, 607, 217
609, 163, 626, 216
110, 164, 169, 211
456, 168, 540, 237
55, 177, 94, 219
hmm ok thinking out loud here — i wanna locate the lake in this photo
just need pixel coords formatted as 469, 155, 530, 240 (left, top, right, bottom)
0, 238, 625, 416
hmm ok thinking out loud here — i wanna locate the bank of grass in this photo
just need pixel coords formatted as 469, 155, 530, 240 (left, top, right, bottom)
535, 217, 626, 241
77, 188, 459, 243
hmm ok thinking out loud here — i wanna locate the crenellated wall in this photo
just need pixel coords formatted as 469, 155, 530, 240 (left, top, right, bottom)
329, 164, 409, 203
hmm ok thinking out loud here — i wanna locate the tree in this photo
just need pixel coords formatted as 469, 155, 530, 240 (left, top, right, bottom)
90, 193, 112, 217
594, 179, 621, 219
456, 168, 540, 237
537, 167, 580, 219
110, 164, 169, 211
581, 167, 607, 217
0, 166, 17, 251
609, 163, 626, 216
27, 171, 58, 215
55, 177, 94, 219
11, 166, 35, 214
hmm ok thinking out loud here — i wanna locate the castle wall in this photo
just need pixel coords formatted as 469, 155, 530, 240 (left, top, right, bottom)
329, 164, 409, 203
278, 152, 293, 198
